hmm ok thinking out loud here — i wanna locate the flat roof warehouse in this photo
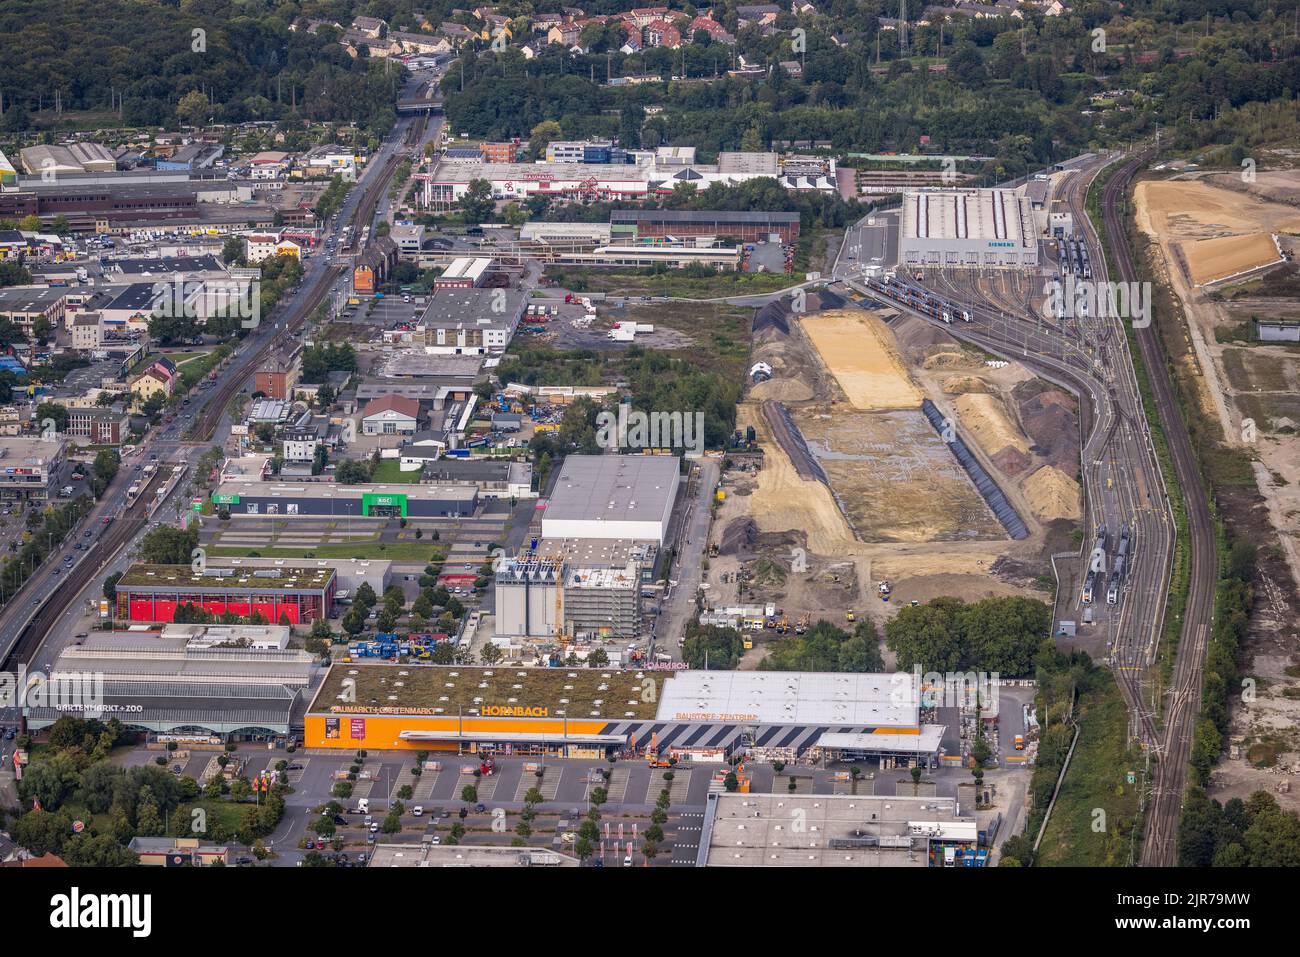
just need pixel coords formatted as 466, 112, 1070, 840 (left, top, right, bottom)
304, 664, 946, 762
212, 480, 479, 517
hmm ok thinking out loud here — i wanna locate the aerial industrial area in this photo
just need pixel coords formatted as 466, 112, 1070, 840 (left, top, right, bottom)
0, 4, 1294, 915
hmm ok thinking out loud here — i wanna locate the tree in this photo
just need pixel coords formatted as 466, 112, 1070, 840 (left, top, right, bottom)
335, 459, 371, 485
885, 597, 967, 672
139, 525, 199, 565
460, 178, 495, 225
221, 235, 245, 265
461, 785, 478, 803
529, 120, 562, 159
103, 571, 123, 603
342, 607, 366, 636
355, 582, 377, 610
502, 202, 527, 228
91, 449, 120, 498
586, 648, 609, 667
35, 403, 68, 433
948, 43, 988, 88
177, 90, 210, 127
574, 836, 594, 863
479, 642, 503, 665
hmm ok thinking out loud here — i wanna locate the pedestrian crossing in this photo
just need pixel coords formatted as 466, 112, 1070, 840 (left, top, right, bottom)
606, 767, 631, 803
475, 773, 501, 802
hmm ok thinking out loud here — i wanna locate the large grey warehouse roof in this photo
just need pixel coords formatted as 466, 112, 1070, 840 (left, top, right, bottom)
900, 188, 1032, 243
419, 287, 526, 327
610, 209, 801, 223
543, 455, 681, 526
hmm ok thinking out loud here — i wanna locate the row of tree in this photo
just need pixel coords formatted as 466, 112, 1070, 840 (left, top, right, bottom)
885, 595, 1052, 677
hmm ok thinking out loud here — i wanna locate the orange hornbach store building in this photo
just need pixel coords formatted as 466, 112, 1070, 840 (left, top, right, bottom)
305, 664, 949, 764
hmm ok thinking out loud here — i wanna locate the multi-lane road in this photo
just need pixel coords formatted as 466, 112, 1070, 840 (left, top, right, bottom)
0, 67, 443, 700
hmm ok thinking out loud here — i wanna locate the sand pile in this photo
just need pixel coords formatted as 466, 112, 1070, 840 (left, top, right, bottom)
992, 446, 1033, 476
749, 378, 814, 402
736, 403, 860, 554
1022, 465, 1082, 521
1136, 180, 1300, 237
802, 310, 923, 411
1019, 390, 1080, 469
1184, 232, 1282, 286
922, 345, 973, 370
952, 394, 1030, 459
942, 376, 993, 395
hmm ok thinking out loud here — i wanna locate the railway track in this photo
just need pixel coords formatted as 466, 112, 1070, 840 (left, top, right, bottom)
853, 155, 1175, 802
1099, 153, 1219, 867
191, 112, 425, 443
3, 106, 434, 670
187, 263, 344, 443
1, 467, 167, 669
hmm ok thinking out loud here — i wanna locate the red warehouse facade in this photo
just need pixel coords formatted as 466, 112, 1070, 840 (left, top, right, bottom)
114, 565, 336, 624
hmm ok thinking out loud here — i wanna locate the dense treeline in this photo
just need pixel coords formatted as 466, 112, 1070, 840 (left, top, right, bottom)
885, 595, 1052, 676
8, 716, 287, 864
1188, 539, 1255, 786
1178, 788, 1300, 867
996, 645, 1127, 866
444, 5, 1300, 173
758, 619, 885, 673
0, 0, 400, 131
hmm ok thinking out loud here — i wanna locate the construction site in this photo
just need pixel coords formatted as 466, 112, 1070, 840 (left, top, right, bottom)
707, 293, 1082, 663
1134, 162, 1300, 814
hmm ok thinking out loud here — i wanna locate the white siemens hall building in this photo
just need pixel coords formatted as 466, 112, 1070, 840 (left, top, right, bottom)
900, 188, 1039, 268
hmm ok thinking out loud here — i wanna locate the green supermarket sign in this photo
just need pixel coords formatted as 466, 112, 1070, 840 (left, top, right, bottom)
212, 493, 241, 505
362, 493, 408, 517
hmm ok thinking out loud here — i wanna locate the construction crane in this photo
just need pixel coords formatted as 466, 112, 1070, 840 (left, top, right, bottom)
548, 553, 571, 644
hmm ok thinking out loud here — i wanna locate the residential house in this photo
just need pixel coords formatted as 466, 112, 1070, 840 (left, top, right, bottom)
389, 31, 454, 55
688, 16, 735, 43
255, 343, 303, 401
129, 356, 177, 408
245, 232, 300, 264
737, 3, 782, 23
351, 15, 387, 37
629, 6, 671, 26
66, 406, 130, 445
282, 424, 323, 463
353, 235, 398, 294
440, 21, 478, 44
71, 311, 101, 350
644, 20, 682, 48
